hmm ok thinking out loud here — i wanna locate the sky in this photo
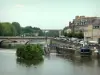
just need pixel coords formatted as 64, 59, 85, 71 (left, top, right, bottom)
0, 0, 100, 29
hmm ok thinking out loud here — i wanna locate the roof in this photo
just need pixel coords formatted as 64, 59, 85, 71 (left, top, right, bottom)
92, 18, 100, 26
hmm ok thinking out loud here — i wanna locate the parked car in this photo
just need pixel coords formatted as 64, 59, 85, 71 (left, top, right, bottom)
71, 38, 77, 41
79, 41, 87, 46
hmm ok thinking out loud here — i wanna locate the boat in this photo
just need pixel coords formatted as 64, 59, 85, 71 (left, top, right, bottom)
80, 45, 92, 56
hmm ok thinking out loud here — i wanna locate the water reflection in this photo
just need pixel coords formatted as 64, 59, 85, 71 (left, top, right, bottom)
97, 59, 100, 67
16, 58, 44, 67
72, 57, 93, 67
58, 55, 100, 67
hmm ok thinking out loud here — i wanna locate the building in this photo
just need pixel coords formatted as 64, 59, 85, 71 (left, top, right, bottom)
69, 16, 97, 33
84, 18, 100, 43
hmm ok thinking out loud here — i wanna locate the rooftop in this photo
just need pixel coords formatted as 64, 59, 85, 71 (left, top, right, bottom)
92, 19, 100, 26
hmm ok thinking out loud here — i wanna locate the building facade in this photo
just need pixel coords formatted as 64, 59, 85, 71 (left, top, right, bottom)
69, 16, 97, 33
84, 19, 100, 43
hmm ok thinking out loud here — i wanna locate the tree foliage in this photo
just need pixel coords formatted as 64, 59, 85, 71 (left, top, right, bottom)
63, 26, 84, 39
0, 23, 3, 36
0, 22, 44, 36
0, 22, 16, 36
46, 30, 59, 37
63, 31, 84, 39
0, 22, 21, 36
16, 44, 44, 60
12, 22, 21, 35
62, 26, 68, 35
21, 26, 44, 36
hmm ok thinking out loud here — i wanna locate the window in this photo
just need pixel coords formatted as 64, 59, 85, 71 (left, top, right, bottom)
93, 26, 99, 29
96, 26, 99, 28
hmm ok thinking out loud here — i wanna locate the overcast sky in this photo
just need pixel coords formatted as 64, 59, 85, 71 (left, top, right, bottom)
0, 0, 100, 29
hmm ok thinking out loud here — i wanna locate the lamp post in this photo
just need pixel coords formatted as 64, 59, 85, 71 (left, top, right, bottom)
44, 30, 49, 54
44, 31, 48, 45
83, 28, 86, 46
92, 25, 93, 40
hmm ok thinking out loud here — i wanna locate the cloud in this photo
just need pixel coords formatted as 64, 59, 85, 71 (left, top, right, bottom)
15, 4, 24, 8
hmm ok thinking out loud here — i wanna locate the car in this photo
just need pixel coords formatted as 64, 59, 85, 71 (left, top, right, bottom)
61, 38, 67, 41
71, 38, 77, 41
79, 41, 87, 45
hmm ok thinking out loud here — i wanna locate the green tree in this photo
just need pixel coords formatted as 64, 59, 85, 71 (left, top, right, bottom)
12, 22, 21, 36
67, 32, 73, 38
62, 26, 68, 35
16, 44, 43, 60
21, 26, 44, 36
38, 30, 44, 36
23, 26, 33, 33
77, 32, 84, 39
1, 22, 15, 36
32, 27, 44, 36
0, 23, 4, 36
65, 32, 84, 39
63, 32, 67, 37
46, 30, 59, 37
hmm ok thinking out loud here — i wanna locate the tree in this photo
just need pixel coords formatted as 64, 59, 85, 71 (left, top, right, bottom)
0, 23, 4, 36
64, 32, 67, 37
32, 27, 44, 36
64, 31, 84, 39
0, 22, 16, 36
38, 30, 44, 36
67, 32, 73, 38
24, 26, 33, 33
0, 22, 44, 36
21, 26, 44, 36
12, 22, 21, 36
46, 30, 59, 37
0, 22, 15, 36
77, 32, 84, 39
62, 26, 69, 35
16, 44, 43, 60
11, 24, 17, 36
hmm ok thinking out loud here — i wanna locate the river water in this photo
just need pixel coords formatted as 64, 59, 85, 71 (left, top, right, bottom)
0, 49, 100, 75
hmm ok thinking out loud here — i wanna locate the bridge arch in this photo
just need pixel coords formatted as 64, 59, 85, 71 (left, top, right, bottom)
0, 39, 18, 48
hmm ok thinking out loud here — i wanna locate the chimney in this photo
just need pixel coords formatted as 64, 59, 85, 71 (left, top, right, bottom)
75, 16, 80, 19
69, 21, 71, 26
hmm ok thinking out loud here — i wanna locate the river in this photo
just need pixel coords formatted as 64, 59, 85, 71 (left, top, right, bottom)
0, 49, 100, 75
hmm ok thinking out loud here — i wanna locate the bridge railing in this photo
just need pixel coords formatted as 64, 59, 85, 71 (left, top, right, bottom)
0, 36, 53, 39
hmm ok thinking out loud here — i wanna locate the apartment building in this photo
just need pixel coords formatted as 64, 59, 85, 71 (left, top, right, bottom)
84, 19, 100, 43
69, 16, 97, 33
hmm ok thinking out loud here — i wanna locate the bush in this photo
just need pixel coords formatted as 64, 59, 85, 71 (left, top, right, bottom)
16, 44, 44, 61
63, 31, 84, 39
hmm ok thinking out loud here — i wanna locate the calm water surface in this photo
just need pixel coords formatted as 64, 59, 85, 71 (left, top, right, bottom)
0, 49, 100, 75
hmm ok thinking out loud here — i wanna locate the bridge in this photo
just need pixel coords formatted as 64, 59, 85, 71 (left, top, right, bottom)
0, 36, 56, 55
0, 36, 52, 39
0, 36, 53, 47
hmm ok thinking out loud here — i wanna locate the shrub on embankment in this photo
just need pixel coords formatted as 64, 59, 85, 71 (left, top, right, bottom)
16, 44, 44, 61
